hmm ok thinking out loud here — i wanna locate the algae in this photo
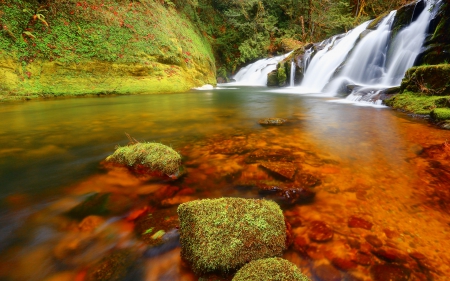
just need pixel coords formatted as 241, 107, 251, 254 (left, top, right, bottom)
177, 198, 286, 274
232, 257, 310, 281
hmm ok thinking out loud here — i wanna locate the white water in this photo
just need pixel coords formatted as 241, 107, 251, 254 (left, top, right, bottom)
231, 0, 437, 105
290, 60, 296, 87
231, 53, 291, 86
298, 22, 370, 93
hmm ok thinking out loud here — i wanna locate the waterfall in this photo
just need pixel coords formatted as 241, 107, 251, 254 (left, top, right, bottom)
232, 53, 291, 86
290, 60, 296, 87
298, 22, 370, 93
302, 48, 313, 73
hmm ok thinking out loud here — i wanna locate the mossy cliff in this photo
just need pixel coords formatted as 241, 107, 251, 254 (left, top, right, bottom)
386, 2, 450, 128
0, 0, 216, 101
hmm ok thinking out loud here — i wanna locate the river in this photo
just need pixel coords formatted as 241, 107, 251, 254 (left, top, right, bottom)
0, 86, 449, 281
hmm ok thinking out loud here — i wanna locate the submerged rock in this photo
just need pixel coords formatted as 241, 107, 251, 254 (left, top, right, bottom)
177, 198, 286, 274
232, 257, 310, 281
86, 249, 138, 281
258, 118, 287, 126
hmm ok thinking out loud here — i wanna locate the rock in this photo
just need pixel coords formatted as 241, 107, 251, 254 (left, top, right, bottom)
245, 149, 297, 164
353, 252, 372, 266
348, 216, 373, 230
364, 235, 383, 248
296, 173, 322, 188
232, 257, 310, 281
86, 249, 137, 281
331, 257, 357, 271
256, 182, 316, 205
105, 142, 182, 178
370, 264, 411, 281
134, 207, 179, 247
66, 193, 131, 220
308, 221, 334, 242
177, 198, 286, 274
259, 161, 298, 180
258, 118, 287, 126
437, 120, 450, 130
371, 247, 408, 263
267, 70, 279, 86
312, 263, 342, 281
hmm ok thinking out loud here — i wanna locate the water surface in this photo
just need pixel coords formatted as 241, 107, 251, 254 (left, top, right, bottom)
1, 87, 449, 280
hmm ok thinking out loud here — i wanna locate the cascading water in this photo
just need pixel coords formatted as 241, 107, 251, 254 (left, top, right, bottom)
290, 60, 296, 87
298, 22, 370, 93
231, 53, 291, 86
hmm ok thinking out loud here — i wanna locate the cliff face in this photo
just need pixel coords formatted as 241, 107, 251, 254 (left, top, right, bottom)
0, 0, 216, 101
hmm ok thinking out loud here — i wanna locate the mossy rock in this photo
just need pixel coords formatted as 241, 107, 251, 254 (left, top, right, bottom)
400, 64, 450, 96
105, 142, 182, 177
65, 193, 132, 220
267, 70, 279, 87
177, 198, 286, 274
258, 118, 287, 126
277, 64, 287, 87
430, 108, 450, 121
232, 257, 310, 281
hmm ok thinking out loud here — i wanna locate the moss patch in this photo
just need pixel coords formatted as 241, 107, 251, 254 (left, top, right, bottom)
177, 198, 286, 274
431, 108, 450, 121
106, 142, 182, 176
385, 91, 450, 115
400, 64, 450, 96
232, 257, 310, 281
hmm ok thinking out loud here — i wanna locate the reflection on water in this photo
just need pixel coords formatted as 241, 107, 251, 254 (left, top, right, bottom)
0, 87, 450, 280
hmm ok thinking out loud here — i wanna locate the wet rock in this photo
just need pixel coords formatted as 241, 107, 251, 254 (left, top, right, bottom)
372, 247, 408, 263
421, 142, 450, 160
370, 264, 411, 281
308, 221, 334, 242
383, 228, 399, 239
364, 235, 383, 248
258, 117, 287, 126
259, 161, 298, 181
245, 149, 297, 164
331, 257, 357, 270
353, 251, 372, 266
296, 173, 322, 188
257, 182, 316, 205
86, 249, 137, 281
348, 216, 373, 230
347, 238, 361, 249
232, 257, 309, 281
66, 193, 131, 220
312, 263, 342, 281
134, 207, 179, 247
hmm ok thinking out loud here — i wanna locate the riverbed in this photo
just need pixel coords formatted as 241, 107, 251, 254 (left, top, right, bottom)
0, 86, 449, 281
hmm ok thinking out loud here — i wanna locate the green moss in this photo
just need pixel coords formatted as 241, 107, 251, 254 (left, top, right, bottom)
106, 142, 182, 176
277, 65, 287, 86
367, 11, 390, 30
267, 70, 279, 87
177, 198, 286, 274
385, 91, 450, 114
232, 258, 310, 281
400, 64, 450, 96
430, 108, 450, 121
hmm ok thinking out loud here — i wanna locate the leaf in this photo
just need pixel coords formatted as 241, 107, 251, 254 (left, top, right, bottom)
22, 31, 35, 38
142, 227, 154, 235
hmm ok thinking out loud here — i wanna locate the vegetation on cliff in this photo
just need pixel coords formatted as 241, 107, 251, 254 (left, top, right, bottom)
0, 0, 216, 99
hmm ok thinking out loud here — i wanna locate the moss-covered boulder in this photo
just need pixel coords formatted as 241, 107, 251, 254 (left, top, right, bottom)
400, 64, 450, 96
232, 258, 310, 281
105, 142, 182, 177
384, 91, 450, 115
267, 70, 279, 87
177, 198, 286, 274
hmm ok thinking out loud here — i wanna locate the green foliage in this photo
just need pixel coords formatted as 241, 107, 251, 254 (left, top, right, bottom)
431, 108, 450, 121
277, 64, 287, 86
232, 257, 310, 281
106, 142, 182, 176
384, 91, 450, 115
177, 198, 286, 274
